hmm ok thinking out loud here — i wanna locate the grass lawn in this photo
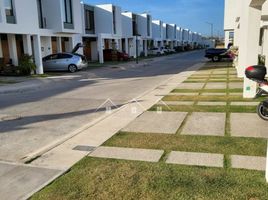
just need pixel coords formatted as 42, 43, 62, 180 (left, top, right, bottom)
162, 95, 265, 102
172, 88, 243, 93
31, 158, 268, 200
150, 105, 257, 113
104, 132, 267, 157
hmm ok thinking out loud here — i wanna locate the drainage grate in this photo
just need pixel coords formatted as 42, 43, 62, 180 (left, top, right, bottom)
72, 145, 96, 152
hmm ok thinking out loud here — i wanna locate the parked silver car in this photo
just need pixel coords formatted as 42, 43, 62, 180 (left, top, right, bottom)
42, 53, 87, 73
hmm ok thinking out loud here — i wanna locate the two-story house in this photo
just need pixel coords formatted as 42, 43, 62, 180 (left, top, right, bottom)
0, 0, 83, 74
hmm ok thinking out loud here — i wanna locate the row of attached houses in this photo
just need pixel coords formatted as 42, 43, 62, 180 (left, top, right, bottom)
0, 0, 204, 74
224, 0, 268, 98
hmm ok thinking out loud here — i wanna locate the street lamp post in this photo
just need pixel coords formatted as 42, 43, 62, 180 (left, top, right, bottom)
206, 22, 214, 38
135, 34, 141, 64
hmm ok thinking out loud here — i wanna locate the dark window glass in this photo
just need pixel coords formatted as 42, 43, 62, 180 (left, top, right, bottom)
62, 0, 73, 24
58, 54, 73, 59
37, 0, 44, 28
112, 6, 116, 34
85, 8, 95, 33
4, 0, 14, 16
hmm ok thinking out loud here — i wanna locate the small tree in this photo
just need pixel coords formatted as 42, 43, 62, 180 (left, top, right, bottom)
18, 54, 36, 75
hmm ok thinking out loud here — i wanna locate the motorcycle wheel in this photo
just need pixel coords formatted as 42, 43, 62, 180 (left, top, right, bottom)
257, 102, 268, 121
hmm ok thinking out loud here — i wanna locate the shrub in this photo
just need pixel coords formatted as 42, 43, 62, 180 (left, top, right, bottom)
18, 54, 36, 75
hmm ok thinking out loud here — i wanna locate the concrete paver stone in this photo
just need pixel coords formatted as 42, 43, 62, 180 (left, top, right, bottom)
89, 147, 164, 162
197, 101, 227, 106
166, 151, 223, 168
182, 112, 226, 136
157, 101, 194, 106
176, 83, 205, 89
231, 155, 266, 171
205, 82, 227, 89
229, 82, 243, 89
122, 111, 188, 134
230, 113, 268, 138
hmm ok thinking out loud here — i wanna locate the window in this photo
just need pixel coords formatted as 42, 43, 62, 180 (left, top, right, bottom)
85, 6, 95, 34
37, 0, 45, 28
112, 6, 116, 34
147, 16, 151, 37
4, 0, 15, 23
132, 14, 138, 36
62, 0, 73, 29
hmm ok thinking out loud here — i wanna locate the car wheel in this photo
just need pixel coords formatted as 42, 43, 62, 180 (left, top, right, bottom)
212, 56, 220, 62
68, 64, 78, 73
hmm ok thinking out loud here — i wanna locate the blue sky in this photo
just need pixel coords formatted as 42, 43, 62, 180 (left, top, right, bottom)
84, 0, 224, 37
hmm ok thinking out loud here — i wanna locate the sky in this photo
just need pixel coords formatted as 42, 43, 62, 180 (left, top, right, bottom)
84, 0, 225, 37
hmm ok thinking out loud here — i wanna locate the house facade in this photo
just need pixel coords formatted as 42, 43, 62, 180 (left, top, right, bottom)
224, 0, 268, 98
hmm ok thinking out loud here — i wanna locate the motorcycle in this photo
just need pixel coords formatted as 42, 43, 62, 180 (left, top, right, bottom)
245, 65, 268, 120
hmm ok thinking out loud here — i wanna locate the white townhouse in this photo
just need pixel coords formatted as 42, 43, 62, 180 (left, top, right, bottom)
93, 4, 123, 63
152, 20, 164, 48
224, 0, 268, 98
182, 28, 190, 48
167, 24, 177, 49
176, 27, 183, 47
136, 13, 152, 56
81, 3, 98, 62
121, 11, 138, 58
0, 0, 83, 74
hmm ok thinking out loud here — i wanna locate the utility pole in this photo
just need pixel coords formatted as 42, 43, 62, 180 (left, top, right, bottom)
206, 22, 214, 39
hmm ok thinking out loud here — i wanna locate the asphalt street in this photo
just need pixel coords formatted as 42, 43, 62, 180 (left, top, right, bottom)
0, 50, 205, 162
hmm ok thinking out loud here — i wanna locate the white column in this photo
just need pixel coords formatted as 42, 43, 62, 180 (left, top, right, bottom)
0, 35, 3, 57
133, 37, 137, 58
56, 37, 62, 53
97, 36, 104, 64
266, 141, 268, 182
238, 1, 261, 98
118, 39, 122, 51
23, 34, 33, 56
7, 34, 18, 66
124, 38, 129, 54
33, 35, 44, 74
144, 40, 148, 56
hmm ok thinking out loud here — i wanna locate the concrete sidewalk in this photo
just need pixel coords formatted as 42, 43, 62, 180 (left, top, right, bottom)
0, 161, 64, 200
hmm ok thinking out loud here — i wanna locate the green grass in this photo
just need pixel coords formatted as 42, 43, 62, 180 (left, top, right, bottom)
163, 95, 264, 102
172, 88, 243, 93
31, 157, 268, 200
0, 80, 18, 84
150, 105, 256, 113
104, 132, 267, 156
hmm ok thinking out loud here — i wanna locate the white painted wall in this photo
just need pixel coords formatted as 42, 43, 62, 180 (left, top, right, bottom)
122, 12, 133, 38
95, 4, 122, 37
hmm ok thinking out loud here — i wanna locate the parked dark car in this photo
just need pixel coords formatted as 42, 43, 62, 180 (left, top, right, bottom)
174, 46, 184, 52
103, 49, 129, 61
205, 48, 232, 62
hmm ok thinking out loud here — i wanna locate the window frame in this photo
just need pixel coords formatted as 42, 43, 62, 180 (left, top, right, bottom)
5, 0, 16, 24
